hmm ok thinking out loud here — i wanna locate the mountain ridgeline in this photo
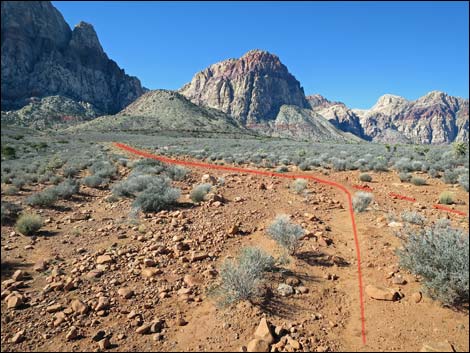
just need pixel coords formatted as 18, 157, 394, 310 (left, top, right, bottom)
1, 1, 468, 144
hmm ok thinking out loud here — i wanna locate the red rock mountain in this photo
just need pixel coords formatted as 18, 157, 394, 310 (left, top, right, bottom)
180, 50, 310, 125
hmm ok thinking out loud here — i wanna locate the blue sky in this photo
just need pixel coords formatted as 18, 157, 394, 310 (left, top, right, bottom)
53, 1, 469, 109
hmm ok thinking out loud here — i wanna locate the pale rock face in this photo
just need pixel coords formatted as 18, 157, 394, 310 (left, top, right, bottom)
307, 95, 365, 138
180, 49, 309, 125
355, 91, 469, 144
1, 1, 144, 114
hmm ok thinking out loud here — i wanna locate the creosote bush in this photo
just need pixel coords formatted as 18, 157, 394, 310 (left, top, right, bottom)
1, 202, 22, 224
359, 173, 372, 182
15, 213, 43, 235
411, 177, 426, 186
190, 183, 212, 203
132, 178, 181, 212
397, 220, 468, 306
26, 188, 59, 207
267, 215, 304, 255
401, 211, 427, 226
438, 191, 454, 205
352, 192, 373, 212
216, 246, 275, 305
291, 179, 307, 194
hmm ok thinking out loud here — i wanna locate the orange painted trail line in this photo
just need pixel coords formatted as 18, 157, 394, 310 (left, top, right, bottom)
353, 185, 373, 191
433, 204, 468, 216
389, 192, 417, 203
113, 142, 367, 345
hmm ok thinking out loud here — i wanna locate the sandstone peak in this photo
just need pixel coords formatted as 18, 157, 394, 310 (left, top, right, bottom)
180, 50, 308, 124
70, 21, 103, 53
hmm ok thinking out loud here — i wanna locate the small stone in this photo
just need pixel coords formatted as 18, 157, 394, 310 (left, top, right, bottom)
98, 337, 111, 350
285, 277, 300, 286
66, 326, 79, 341
143, 258, 156, 267
247, 338, 269, 352
141, 268, 162, 278
176, 317, 188, 326
46, 304, 63, 313
71, 299, 89, 315
54, 312, 66, 327
96, 255, 113, 264
118, 288, 134, 299
136, 324, 152, 334
11, 330, 25, 344
92, 330, 106, 342
254, 318, 274, 344
297, 286, 309, 294
277, 283, 294, 297
12, 270, 25, 281
420, 341, 455, 352
95, 296, 110, 311
365, 285, 400, 301
392, 275, 407, 285
7, 295, 23, 309
287, 335, 301, 350
412, 292, 422, 303
228, 224, 239, 235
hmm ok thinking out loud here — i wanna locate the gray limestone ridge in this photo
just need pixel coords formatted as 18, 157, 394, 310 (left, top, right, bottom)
1, 1, 144, 114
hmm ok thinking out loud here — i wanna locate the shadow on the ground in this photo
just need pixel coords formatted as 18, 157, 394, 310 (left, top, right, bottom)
296, 250, 349, 267
1, 260, 32, 280
257, 288, 303, 319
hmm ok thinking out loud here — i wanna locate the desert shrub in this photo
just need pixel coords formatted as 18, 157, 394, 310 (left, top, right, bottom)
3, 186, 19, 195
165, 165, 188, 181
1, 202, 22, 224
217, 177, 225, 186
452, 142, 467, 157
38, 172, 53, 183
1, 145, 16, 159
399, 172, 412, 182
331, 158, 346, 171
49, 175, 63, 185
291, 178, 307, 194
190, 183, 212, 203
352, 192, 373, 212
458, 174, 469, 192
47, 156, 65, 170
411, 177, 426, 186
394, 158, 413, 172
216, 246, 274, 305
132, 178, 181, 212
428, 168, 438, 178
267, 215, 304, 254
26, 188, 59, 207
63, 165, 78, 178
82, 175, 104, 188
53, 179, 79, 199
12, 177, 26, 189
15, 213, 43, 235
438, 191, 454, 205
275, 166, 288, 173
91, 161, 117, 179
401, 211, 427, 226
443, 170, 459, 184
298, 161, 310, 171
131, 158, 165, 175
112, 174, 156, 197
396, 220, 469, 306
359, 173, 372, 182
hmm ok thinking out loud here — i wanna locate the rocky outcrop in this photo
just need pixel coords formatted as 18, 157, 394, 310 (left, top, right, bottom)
353, 91, 469, 144
1, 1, 144, 114
70, 90, 249, 135
248, 105, 360, 142
307, 95, 365, 139
0, 96, 101, 129
180, 49, 309, 125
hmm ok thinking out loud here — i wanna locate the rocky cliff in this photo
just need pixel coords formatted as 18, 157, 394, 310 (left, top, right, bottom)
1, 1, 144, 114
353, 91, 469, 144
180, 49, 310, 125
307, 95, 366, 139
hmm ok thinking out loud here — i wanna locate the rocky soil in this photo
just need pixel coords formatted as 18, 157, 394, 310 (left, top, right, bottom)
1, 144, 469, 352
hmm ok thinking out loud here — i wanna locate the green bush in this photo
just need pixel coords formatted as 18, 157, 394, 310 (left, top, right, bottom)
352, 192, 373, 212
397, 220, 468, 306
359, 173, 372, 182
1, 202, 22, 224
15, 213, 43, 235
190, 183, 212, 203
399, 172, 412, 182
216, 247, 275, 305
291, 179, 307, 194
132, 178, 181, 212
438, 191, 454, 205
82, 175, 104, 188
267, 215, 304, 255
411, 177, 426, 186
53, 179, 79, 199
26, 188, 59, 207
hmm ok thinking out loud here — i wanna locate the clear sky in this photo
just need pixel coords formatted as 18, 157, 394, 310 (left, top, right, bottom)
53, 1, 469, 109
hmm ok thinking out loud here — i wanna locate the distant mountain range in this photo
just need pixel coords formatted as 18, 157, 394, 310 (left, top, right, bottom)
1, 1, 468, 145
